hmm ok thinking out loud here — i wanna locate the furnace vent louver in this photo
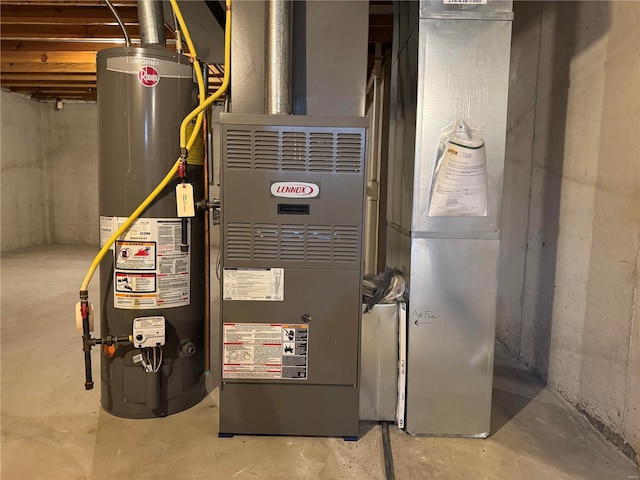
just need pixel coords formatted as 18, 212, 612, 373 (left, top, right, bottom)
226, 223, 252, 260
309, 133, 334, 172
225, 128, 363, 173
226, 130, 252, 169
254, 223, 279, 260
224, 223, 359, 263
336, 134, 362, 172
255, 131, 279, 170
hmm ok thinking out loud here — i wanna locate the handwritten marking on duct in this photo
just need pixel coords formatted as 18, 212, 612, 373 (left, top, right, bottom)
412, 310, 439, 326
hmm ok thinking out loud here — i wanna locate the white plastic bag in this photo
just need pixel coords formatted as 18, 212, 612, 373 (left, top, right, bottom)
427, 120, 488, 217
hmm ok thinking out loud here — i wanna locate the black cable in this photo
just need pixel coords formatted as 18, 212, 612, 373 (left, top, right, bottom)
381, 422, 396, 480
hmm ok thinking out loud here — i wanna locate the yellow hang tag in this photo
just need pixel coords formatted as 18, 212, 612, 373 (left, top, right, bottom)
176, 183, 196, 218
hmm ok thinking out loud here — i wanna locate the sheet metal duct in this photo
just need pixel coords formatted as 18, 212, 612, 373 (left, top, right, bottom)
387, 0, 513, 436
265, 0, 292, 114
138, 0, 166, 46
230, 0, 368, 116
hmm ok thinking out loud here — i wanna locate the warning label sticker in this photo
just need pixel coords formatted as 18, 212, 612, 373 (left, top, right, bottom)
223, 323, 309, 380
101, 217, 190, 309
115, 272, 156, 293
115, 241, 156, 270
223, 268, 284, 301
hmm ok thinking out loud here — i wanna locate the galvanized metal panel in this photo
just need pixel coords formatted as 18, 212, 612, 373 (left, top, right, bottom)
405, 238, 499, 436
360, 304, 399, 421
385, 0, 512, 437
412, 18, 512, 234
230, 0, 266, 114
420, 0, 513, 18
387, 19, 418, 233
170, 1, 225, 65
394, 1, 419, 61
294, 1, 368, 116
231, 1, 367, 117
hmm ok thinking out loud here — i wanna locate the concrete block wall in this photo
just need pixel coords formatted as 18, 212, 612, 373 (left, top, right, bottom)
1, 90, 48, 251
499, 1, 639, 460
1, 91, 98, 251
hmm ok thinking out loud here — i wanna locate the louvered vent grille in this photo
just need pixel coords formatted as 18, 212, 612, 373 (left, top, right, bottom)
333, 226, 359, 262
336, 133, 362, 172
226, 223, 251, 260
281, 132, 307, 171
225, 128, 363, 173
307, 225, 332, 262
226, 130, 252, 169
254, 223, 279, 260
309, 133, 334, 172
225, 223, 359, 263
254, 131, 279, 170
281, 225, 305, 261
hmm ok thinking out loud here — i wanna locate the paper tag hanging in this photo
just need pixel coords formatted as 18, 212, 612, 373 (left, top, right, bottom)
176, 183, 195, 218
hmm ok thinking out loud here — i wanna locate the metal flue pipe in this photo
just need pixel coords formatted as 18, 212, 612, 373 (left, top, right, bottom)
137, 0, 166, 46
265, 0, 292, 115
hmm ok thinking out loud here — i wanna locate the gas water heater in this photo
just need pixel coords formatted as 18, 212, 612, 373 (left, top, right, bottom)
96, 46, 206, 418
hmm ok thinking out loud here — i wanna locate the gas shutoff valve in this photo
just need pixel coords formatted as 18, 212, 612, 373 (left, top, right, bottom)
133, 316, 166, 348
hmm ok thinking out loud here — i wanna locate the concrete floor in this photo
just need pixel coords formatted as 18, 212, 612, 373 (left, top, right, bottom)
1, 245, 638, 480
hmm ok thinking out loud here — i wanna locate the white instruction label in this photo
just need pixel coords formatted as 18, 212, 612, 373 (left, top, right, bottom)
223, 268, 284, 301
222, 323, 309, 380
428, 141, 488, 217
444, 0, 487, 4
101, 217, 190, 309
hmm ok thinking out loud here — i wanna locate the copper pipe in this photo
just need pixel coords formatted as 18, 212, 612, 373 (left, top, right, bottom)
202, 64, 211, 373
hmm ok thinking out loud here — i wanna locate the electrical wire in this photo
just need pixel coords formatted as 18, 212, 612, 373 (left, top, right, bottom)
155, 347, 163, 372
215, 242, 221, 281
104, 0, 131, 47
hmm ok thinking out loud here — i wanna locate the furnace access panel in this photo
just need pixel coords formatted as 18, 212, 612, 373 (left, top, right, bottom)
219, 114, 368, 437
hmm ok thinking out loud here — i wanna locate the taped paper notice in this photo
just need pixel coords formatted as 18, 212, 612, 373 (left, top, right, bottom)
428, 120, 488, 217
222, 323, 309, 380
223, 268, 284, 301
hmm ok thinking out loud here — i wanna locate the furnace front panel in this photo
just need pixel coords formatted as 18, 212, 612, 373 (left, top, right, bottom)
219, 113, 367, 437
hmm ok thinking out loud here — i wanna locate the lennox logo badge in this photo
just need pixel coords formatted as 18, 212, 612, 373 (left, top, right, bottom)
270, 182, 320, 198
138, 66, 159, 87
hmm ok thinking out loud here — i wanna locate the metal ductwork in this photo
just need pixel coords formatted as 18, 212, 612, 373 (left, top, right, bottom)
137, 0, 166, 46
265, 0, 292, 114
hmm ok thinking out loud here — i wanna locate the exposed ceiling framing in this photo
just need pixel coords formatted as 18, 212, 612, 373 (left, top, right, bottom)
1, 0, 392, 102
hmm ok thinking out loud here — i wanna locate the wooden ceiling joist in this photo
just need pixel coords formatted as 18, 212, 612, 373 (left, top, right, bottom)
1, 1, 391, 101
0, 5, 138, 25
0, 73, 96, 82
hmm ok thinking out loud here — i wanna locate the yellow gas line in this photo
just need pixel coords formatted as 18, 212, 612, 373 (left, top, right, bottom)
79, 0, 231, 293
